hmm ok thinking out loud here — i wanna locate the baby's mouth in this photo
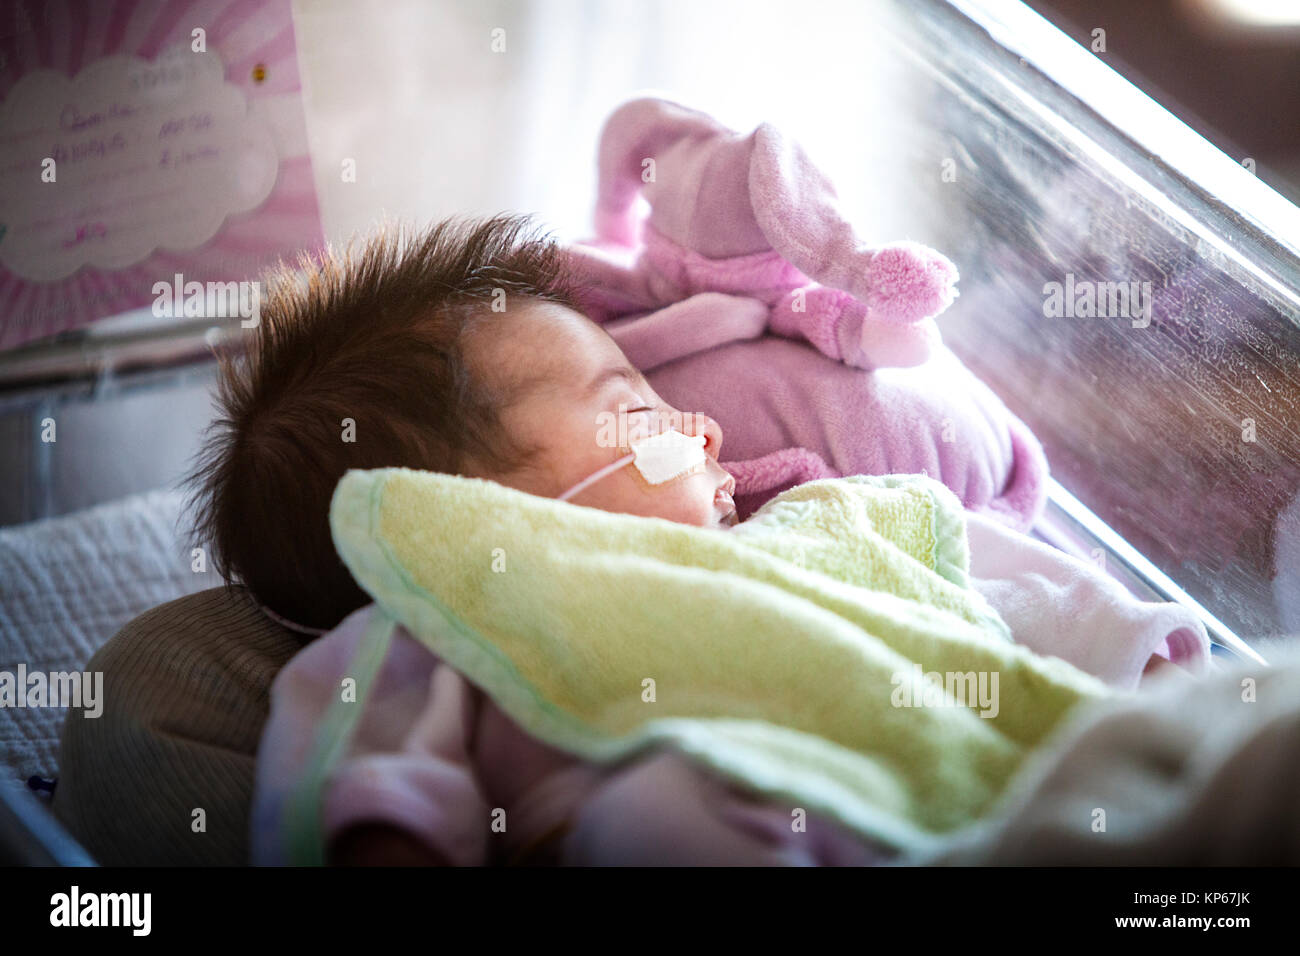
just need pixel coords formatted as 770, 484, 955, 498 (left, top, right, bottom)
715, 487, 738, 526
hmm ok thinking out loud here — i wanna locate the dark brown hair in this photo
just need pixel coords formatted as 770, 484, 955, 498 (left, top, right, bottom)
187, 213, 582, 631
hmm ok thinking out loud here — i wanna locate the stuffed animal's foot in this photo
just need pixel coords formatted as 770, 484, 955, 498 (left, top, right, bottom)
860, 242, 959, 325
850, 313, 941, 369
770, 284, 943, 370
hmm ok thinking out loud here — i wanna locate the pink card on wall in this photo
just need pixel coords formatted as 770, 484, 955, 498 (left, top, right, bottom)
0, 0, 324, 350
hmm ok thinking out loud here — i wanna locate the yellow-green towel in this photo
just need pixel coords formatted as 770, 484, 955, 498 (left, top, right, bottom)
326, 469, 1113, 855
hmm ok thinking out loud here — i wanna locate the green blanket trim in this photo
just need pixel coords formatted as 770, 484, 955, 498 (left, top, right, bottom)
283, 609, 396, 866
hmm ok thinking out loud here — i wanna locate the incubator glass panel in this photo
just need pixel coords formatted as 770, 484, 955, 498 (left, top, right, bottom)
863, 0, 1300, 647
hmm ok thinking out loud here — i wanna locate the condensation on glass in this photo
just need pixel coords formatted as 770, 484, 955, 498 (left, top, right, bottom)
872, 1, 1300, 647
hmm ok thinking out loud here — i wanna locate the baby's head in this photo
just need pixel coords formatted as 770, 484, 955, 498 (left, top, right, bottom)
191, 213, 735, 631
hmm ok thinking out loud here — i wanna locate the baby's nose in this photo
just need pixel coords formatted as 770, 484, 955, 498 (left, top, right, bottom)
686, 413, 723, 460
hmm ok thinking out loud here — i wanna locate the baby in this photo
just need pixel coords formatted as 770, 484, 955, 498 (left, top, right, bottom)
459, 291, 740, 530
202, 214, 1210, 866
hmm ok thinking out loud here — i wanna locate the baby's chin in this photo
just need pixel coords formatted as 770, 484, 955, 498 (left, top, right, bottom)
707, 496, 739, 529
641, 496, 733, 529
617, 473, 735, 528
691, 498, 740, 530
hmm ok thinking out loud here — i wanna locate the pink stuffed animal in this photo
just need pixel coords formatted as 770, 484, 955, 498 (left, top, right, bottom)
561, 96, 1048, 532
565, 96, 958, 370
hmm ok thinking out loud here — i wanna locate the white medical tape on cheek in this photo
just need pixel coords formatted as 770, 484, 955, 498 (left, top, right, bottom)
555, 430, 707, 502
629, 429, 708, 484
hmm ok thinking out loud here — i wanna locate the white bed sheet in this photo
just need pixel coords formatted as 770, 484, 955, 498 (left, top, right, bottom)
0, 489, 221, 780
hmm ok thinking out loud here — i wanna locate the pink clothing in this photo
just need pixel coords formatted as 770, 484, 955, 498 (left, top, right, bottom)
587, 225, 1048, 533
964, 511, 1210, 689
250, 607, 889, 866
249, 509, 1210, 867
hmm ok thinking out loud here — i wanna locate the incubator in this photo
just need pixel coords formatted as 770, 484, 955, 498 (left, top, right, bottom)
0, 0, 1295, 866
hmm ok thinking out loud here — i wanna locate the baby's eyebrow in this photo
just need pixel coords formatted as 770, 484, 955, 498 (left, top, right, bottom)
582, 364, 645, 398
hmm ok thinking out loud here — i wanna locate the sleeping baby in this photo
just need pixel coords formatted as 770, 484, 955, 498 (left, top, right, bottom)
193, 213, 1212, 866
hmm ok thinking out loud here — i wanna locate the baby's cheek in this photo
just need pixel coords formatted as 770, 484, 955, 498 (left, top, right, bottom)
608, 469, 716, 525
668, 474, 719, 526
